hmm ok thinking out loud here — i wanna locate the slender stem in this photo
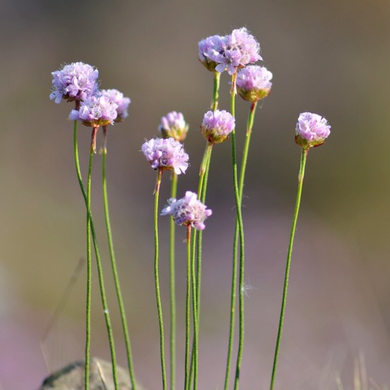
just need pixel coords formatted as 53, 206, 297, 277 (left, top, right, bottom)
154, 169, 167, 390
189, 70, 221, 388
269, 148, 308, 390
190, 225, 199, 390
211, 72, 221, 111
169, 172, 178, 390
230, 70, 246, 390
224, 102, 257, 390
102, 128, 137, 390
87, 126, 119, 390
73, 118, 91, 390
184, 225, 192, 390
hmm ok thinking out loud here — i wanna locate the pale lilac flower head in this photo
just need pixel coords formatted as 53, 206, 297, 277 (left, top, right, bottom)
237, 65, 273, 102
201, 110, 235, 144
50, 62, 99, 104
101, 89, 131, 122
295, 112, 331, 149
158, 111, 189, 142
210, 28, 262, 75
161, 191, 212, 230
198, 35, 227, 72
69, 94, 118, 127
142, 138, 189, 174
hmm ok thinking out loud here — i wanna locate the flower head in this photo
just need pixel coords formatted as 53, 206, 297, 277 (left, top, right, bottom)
201, 110, 235, 144
237, 65, 273, 102
161, 191, 212, 230
50, 62, 99, 104
158, 111, 189, 142
142, 137, 189, 174
69, 94, 118, 127
295, 112, 331, 149
198, 35, 227, 72
101, 89, 131, 122
199, 28, 262, 75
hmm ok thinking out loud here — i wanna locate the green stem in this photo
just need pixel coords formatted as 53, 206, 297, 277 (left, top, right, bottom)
269, 148, 308, 390
154, 169, 167, 390
102, 129, 137, 390
74, 122, 119, 390
169, 172, 178, 390
188, 143, 213, 386
230, 70, 245, 390
74, 118, 91, 390
224, 102, 257, 390
89, 127, 119, 390
190, 225, 199, 390
184, 225, 192, 390
211, 72, 221, 111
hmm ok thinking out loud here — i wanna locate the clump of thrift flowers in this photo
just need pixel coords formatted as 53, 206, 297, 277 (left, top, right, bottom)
142, 138, 189, 174
50, 62, 99, 104
237, 65, 273, 102
101, 89, 131, 122
158, 111, 189, 142
198, 28, 262, 75
295, 112, 331, 149
69, 94, 118, 128
201, 109, 235, 144
161, 191, 212, 230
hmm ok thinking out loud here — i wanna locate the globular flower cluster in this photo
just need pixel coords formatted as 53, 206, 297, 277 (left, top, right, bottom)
158, 111, 189, 142
50, 62, 131, 129
101, 89, 131, 122
161, 191, 212, 230
295, 112, 331, 149
142, 138, 189, 174
50, 62, 99, 104
201, 110, 235, 144
198, 27, 262, 75
237, 65, 273, 102
69, 95, 118, 128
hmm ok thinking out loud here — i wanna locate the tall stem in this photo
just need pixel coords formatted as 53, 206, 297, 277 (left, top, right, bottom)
230, 71, 245, 390
211, 72, 221, 111
184, 225, 192, 390
224, 102, 257, 390
102, 128, 137, 390
188, 143, 213, 385
169, 172, 178, 390
154, 169, 167, 390
89, 127, 119, 390
73, 118, 91, 390
269, 148, 308, 390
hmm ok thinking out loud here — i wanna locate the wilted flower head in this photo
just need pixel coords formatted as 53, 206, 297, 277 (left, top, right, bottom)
50, 62, 99, 104
295, 112, 331, 149
101, 89, 131, 122
142, 138, 189, 174
69, 94, 118, 127
201, 110, 235, 144
199, 28, 262, 75
237, 65, 273, 102
161, 191, 212, 230
158, 111, 189, 142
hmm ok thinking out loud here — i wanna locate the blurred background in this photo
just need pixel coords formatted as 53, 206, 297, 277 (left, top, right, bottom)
1, 0, 390, 389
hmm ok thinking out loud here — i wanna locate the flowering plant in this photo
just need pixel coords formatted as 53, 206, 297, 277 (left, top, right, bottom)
49, 25, 330, 390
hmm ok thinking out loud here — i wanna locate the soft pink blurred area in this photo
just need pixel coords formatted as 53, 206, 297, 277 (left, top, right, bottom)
1, 0, 390, 389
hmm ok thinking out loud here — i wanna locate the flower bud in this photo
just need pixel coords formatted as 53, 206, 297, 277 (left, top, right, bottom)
158, 111, 189, 142
237, 65, 272, 103
295, 112, 331, 149
200, 110, 235, 144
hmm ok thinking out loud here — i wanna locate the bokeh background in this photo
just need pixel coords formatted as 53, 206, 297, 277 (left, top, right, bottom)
1, 0, 390, 389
